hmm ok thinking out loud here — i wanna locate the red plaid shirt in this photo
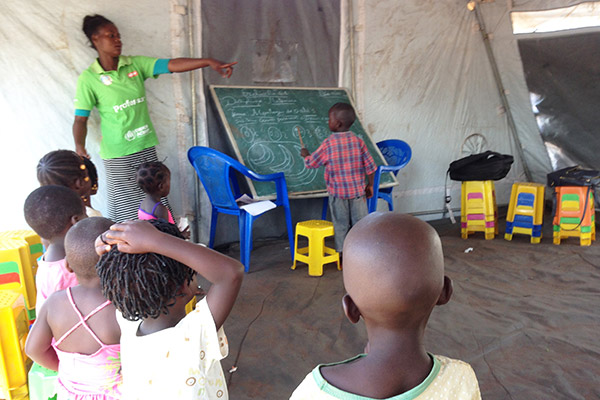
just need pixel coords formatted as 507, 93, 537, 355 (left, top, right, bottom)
304, 131, 377, 199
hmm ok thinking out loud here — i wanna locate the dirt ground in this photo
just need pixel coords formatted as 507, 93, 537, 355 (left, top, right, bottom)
207, 214, 600, 399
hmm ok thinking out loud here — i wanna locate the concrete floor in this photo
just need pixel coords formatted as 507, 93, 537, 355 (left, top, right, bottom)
206, 215, 600, 399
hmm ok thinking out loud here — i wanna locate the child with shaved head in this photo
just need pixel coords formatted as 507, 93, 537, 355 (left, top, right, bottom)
26, 217, 122, 399
24, 185, 87, 314
291, 212, 481, 399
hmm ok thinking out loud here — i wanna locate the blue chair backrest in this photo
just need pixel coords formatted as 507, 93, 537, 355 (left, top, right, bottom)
376, 139, 412, 173
188, 147, 243, 210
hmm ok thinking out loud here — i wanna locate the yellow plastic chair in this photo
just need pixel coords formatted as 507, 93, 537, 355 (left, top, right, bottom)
0, 239, 37, 323
461, 180, 498, 240
0, 291, 30, 400
0, 230, 43, 277
504, 183, 545, 243
291, 220, 340, 277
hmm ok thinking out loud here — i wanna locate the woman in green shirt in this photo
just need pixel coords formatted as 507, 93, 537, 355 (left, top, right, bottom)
73, 14, 235, 222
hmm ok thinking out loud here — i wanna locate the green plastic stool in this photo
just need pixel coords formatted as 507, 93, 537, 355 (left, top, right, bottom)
28, 363, 57, 400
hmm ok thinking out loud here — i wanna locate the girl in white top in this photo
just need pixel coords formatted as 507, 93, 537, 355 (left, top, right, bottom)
95, 219, 244, 399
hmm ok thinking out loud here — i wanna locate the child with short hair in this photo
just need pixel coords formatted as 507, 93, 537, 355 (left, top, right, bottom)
136, 161, 175, 224
25, 217, 122, 399
290, 212, 481, 399
96, 219, 244, 399
300, 103, 377, 256
24, 185, 87, 313
37, 149, 101, 217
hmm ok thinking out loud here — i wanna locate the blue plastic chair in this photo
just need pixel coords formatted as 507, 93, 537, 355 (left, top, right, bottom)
188, 146, 294, 272
367, 139, 412, 213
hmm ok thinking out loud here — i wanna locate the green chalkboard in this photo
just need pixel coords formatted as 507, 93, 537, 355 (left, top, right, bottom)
210, 85, 396, 198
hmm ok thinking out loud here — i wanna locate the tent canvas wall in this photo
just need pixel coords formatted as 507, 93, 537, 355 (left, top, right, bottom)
1, 0, 594, 245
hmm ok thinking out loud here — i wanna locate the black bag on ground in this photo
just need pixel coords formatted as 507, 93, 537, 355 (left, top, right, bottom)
546, 166, 600, 188
448, 151, 514, 181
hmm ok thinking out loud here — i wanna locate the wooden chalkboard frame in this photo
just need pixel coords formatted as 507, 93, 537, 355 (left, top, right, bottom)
210, 85, 398, 199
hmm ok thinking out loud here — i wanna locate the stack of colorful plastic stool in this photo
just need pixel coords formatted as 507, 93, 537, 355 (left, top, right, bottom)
552, 186, 596, 246
291, 220, 340, 276
504, 182, 545, 243
0, 231, 43, 277
0, 238, 38, 324
28, 363, 57, 400
0, 291, 31, 400
461, 180, 498, 240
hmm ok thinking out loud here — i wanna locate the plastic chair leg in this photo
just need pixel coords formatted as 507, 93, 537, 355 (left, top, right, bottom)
284, 205, 295, 260
321, 198, 329, 220
239, 212, 254, 273
209, 208, 219, 249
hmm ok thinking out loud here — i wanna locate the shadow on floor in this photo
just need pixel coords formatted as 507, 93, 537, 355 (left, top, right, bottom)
206, 215, 599, 399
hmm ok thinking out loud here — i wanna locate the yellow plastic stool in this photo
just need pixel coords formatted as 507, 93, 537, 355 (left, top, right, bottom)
0, 291, 31, 400
552, 186, 596, 246
0, 230, 43, 277
291, 220, 340, 276
0, 239, 37, 323
505, 183, 545, 243
461, 181, 498, 240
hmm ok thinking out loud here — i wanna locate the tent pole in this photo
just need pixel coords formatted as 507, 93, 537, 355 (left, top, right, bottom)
188, 0, 201, 243
473, 4, 533, 181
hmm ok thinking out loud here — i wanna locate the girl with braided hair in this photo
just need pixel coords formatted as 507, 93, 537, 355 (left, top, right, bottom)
136, 161, 175, 224
37, 149, 102, 217
95, 219, 243, 399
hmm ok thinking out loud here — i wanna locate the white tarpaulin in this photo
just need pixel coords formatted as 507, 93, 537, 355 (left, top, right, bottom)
2, 0, 595, 241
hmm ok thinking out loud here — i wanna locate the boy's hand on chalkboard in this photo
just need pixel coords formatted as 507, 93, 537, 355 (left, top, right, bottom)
300, 148, 310, 158
365, 184, 374, 199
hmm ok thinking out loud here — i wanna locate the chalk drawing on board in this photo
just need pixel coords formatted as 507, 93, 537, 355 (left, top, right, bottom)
210, 85, 397, 199
246, 142, 319, 185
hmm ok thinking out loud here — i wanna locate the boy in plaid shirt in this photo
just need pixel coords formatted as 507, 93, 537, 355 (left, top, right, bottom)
301, 103, 377, 257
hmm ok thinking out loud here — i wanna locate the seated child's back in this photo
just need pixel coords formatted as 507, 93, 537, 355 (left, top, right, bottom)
291, 212, 481, 400
25, 217, 121, 399
24, 185, 87, 313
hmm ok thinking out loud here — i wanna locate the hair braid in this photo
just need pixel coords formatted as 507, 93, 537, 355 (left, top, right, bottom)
96, 220, 194, 321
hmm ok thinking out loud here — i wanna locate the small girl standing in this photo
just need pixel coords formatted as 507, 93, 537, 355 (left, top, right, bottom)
96, 219, 243, 399
26, 217, 121, 399
37, 149, 101, 217
136, 161, 175, 224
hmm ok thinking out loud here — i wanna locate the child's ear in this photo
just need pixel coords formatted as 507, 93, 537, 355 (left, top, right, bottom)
342, 294, 361, 324
64, 260, 74, 273
436, 276, 453, 306
69, 213, 86, 227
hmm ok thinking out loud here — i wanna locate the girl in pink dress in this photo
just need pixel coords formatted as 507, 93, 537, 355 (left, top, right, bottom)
26, 217, 121, 399
136, 161, 176, 224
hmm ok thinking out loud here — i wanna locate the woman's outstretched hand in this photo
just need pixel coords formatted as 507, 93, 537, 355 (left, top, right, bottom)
209, 59, 237, 78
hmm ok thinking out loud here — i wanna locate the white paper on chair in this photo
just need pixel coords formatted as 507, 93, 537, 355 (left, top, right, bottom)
239, 200, 276, 216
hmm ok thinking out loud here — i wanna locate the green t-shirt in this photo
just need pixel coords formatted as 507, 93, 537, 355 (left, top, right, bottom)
74, 55, 161, 159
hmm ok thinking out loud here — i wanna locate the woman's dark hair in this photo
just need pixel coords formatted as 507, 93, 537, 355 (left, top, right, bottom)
96, 219, 194, 321
82, 14, 114, 49
37, 150, 88, 189
136, 161, 169, 196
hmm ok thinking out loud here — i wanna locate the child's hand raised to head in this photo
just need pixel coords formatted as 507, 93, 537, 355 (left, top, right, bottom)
95, 220, 164, 255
